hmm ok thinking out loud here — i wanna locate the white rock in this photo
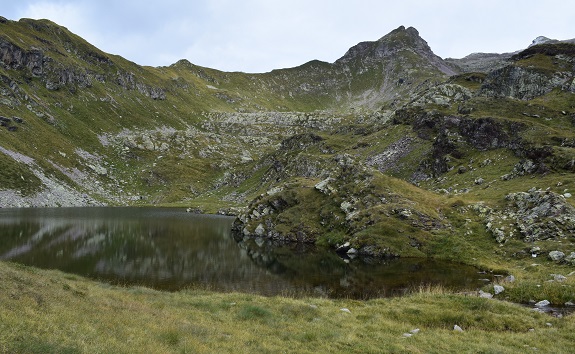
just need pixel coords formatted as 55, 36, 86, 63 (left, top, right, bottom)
409, 328, 420, 334
535, 300, 550, 308
314, 177, 336, 195
254, 224, 265, 236
479, 290, 493, 299
340, 201, 353, 213
266, 186, 284, 195
564, 193, 572, 198
340, 308, 351, 314
494, 285, 505, 295
453, 325, 464, 332
553, 274, 567, 282
402, 333, 413, 338
548, 251, 565, 262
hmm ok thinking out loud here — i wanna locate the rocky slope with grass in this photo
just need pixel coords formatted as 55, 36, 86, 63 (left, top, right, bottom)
1, 17, 575, 268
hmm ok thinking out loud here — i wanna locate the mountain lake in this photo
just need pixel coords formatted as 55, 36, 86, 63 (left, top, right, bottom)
0, 207, 494, 298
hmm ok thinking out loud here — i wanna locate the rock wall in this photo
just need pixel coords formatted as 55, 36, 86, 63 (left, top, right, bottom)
480, 64, 574, 100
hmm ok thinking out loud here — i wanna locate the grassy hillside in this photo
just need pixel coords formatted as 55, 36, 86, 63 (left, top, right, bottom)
2, 261, 574, 353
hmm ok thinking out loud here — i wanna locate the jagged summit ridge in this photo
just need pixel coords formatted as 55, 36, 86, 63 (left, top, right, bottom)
335, 25, 456, 76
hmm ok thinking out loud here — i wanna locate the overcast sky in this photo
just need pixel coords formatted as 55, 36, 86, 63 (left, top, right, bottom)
2, 0, 574, 73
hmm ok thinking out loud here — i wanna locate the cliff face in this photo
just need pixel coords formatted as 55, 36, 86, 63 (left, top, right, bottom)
0, 19, 165, 100
480, 64, 575, 100
0, 38, 44, 75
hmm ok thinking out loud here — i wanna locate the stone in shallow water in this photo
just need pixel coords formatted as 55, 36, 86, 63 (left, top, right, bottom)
535, 300, 550, 308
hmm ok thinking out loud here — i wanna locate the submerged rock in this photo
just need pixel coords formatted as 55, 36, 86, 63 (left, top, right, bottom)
535, 300, 551, 308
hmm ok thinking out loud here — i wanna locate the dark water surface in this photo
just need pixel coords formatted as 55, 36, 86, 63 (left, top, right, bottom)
0, 207, 493, 298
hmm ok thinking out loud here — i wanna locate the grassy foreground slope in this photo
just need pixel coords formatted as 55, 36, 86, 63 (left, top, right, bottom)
1, 261, 574, 353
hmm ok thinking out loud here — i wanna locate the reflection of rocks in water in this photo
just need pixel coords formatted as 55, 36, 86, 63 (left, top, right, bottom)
233, 229, 493, 298
233, 234, 316, 275
236, 236, 285, 272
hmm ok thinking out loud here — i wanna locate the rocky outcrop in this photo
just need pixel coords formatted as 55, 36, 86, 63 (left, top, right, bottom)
480, 65, 574, 100
115, 71, 166, 100
394, 109, 526, 177
233, 153, 445, 258
445, 52, 512, 73
409, 83, 473, 107
0, 30, 165, 99
366, 136, 416, 174
0, 38, 44, 75
480, 43, 575, 99
481, 188, 575, 244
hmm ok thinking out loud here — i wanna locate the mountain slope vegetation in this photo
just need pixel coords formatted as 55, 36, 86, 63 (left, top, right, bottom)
1, 17, 575, 266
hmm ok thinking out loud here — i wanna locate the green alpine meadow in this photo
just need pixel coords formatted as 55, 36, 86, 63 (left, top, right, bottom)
1, 16, 575, 352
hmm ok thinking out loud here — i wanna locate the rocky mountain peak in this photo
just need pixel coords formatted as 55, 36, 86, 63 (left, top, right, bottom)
529, 36, 556, 47
384, 25, 420, 40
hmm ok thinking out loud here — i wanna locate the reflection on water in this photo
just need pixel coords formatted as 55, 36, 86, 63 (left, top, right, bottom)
0, 207, 492, 298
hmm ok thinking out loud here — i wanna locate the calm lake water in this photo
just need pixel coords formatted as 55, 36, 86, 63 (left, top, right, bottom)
0, 207, 493, 298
